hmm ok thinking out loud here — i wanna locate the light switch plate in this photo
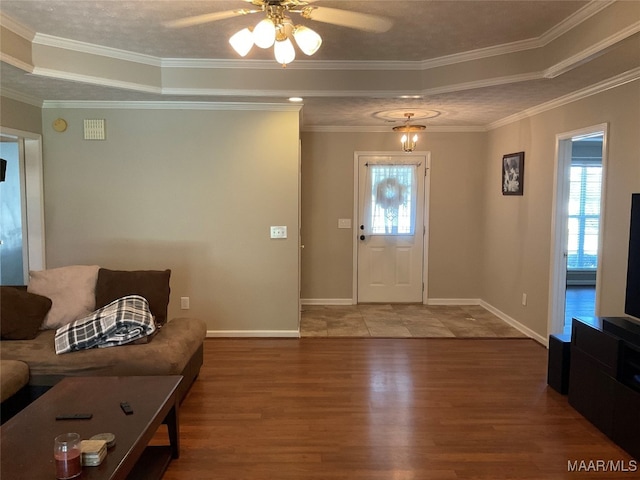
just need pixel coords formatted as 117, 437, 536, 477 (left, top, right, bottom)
270, 226, 287, 239
338, 218, 352, 229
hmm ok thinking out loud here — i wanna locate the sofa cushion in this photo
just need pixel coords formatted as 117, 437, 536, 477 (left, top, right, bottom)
95, 269, 171, 326
0, 287, 52, 340
27, 265, 100, 329
0, 317, 206, 382
0, 360, 30, 402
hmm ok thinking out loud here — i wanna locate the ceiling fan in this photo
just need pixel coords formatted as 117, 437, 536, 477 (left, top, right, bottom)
163, 0, 394, 66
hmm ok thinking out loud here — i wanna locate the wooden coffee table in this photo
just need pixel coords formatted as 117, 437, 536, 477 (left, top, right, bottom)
0, 375, 182, 480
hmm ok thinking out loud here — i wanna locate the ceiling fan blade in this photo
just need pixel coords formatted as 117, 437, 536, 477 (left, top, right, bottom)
302, 7, 393, 33
163, 9, 254, 29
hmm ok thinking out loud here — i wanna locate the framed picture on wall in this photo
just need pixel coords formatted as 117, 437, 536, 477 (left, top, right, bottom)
502, 151, 525, 195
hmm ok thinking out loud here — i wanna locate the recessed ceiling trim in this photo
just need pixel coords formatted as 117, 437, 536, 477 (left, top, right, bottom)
0, 86, 42, 107
544, 21, 640, 79
0, 52, 34, 74
33, 32, 162, 67
162, 57, 424, 71
302, 125, 487, 133
0, 12, 35, 41
2, 3, 622, 75
41, 100, 302, 112
539, 0, 616, 46
488, 67, 640, 130
421, 72, 544, 96
162, 72, 543, 98
31, 67, 163, 95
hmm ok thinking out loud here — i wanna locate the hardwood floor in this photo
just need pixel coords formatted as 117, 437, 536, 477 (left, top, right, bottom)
564, 286, 596, 333
157, 338, 635, 479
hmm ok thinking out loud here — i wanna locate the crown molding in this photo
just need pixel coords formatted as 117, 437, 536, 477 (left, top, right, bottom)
161, 58, 423, 71
31, 67, 163, 95
162, 71, 543, 98
544, 21, 640, 78
0, 12, 35, 41
488, 67, 640, 130
33, 33, 162, 67
41, 100, 302, 112
538, 0, 616, 46
422, 72, 544, 97
302, 125, 487, 133
1, 1, 619, 75
0, 53, 34, 73
0, 86, 42, 107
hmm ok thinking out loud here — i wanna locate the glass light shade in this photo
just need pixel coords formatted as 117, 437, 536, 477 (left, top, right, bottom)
293, 25, 322, 56
274, 37, 296, 65
229, 28, 254, 57
253, 18, 276, 49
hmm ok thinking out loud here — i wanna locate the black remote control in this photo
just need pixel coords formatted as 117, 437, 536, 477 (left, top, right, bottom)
56, 413, 93, 420
120, 402, 133, 415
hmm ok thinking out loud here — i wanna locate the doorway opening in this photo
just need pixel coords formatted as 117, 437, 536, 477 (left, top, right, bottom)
549, 124, 607, 336
0, 135, 26, 284
0, 127, 46, 284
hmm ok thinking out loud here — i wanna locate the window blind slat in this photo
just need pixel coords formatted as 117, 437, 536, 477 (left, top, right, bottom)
567, 164, 602, 270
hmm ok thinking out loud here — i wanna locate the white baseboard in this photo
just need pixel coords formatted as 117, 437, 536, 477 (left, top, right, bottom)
427, 298, 481, 306
479, 300, 548, 347
300, 298, 354, 305
206, 330, 300, 338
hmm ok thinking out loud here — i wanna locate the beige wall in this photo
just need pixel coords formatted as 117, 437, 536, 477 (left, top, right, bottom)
1, 96, 43, 134
4, 82, 638, 340
483, 81, 640, 336
300, 130, 486, 301
40, 107, 301, 334
302, 81, 639, 340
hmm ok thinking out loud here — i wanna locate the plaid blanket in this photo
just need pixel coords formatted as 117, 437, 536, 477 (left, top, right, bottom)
55, 295, 156, 355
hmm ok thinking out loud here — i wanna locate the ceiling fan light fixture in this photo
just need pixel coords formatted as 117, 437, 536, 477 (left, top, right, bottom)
253, 18, 276, 48
229, 27, 254, 57
293, 25, 322, 56
274, 36, 296, 66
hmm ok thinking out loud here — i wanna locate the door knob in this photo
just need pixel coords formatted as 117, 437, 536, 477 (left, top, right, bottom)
360, 235, 366, 241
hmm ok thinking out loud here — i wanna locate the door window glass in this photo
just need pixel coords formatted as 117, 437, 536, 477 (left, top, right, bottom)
365, 164, 417, 235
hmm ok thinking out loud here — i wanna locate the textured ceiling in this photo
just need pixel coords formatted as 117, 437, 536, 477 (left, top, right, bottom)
1, 1, 639, 128
0, 0, 588, 61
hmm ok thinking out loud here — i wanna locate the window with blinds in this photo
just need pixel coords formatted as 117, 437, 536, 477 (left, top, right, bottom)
567, 161, 602, 270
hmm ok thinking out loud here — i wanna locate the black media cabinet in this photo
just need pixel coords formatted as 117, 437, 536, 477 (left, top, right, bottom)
568, 317, 640, 459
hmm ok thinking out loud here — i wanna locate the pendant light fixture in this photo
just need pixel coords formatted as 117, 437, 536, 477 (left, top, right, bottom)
228, 4, 322, 67
392, 113, 426, 152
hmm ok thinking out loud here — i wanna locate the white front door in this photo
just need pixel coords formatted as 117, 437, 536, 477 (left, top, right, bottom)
356, 153, 427, 303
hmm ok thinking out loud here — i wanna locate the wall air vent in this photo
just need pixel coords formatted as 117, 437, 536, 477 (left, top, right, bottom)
83, 119, 106, 140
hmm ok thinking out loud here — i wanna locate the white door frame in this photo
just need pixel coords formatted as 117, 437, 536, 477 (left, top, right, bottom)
352, 151, 431, 305
0, 127, 46, 277
548, 123, 608, 335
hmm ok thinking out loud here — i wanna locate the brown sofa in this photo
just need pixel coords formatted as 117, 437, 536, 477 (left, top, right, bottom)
0, 267, 207, 414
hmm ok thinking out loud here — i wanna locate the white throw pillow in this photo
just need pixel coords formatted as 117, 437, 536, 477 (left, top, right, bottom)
27, 265, 100, 329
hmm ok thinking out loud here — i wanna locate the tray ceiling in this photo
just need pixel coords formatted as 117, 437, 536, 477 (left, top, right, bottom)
1, 1, 639, 129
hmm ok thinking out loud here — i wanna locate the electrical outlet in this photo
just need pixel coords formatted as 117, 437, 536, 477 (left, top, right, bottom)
270, 226, 287, 239
180, 297, 190, 310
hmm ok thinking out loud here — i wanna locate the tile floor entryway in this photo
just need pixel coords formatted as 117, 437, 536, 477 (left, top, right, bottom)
301, 304, 528, 338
